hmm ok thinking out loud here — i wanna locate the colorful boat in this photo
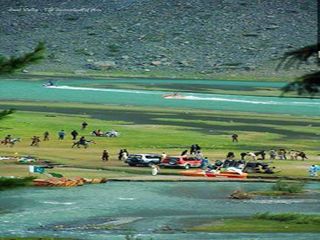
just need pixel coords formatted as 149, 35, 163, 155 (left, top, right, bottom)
33, 177, 107, 187
180, 169, 206, 177
206, 171, 247, 179
180, 169, 247, 179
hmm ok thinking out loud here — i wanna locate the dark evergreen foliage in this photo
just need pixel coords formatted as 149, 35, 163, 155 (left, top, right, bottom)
0, 41, 45, 74
277, 44, 319, 96
0, 109, 14, 119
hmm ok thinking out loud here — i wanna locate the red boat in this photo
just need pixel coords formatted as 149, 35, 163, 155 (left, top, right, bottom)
181, 169, 248, 179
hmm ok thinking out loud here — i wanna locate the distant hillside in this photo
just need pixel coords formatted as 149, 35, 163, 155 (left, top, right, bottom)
0, 0, 317, 77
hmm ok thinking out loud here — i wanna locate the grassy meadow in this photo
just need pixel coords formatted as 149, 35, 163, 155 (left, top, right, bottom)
0, 101, 319, 179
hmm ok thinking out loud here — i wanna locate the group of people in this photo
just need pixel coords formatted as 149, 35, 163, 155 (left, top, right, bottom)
1, 121, 90, 148
118, 149, 129, 161
178, 144, 203, 159
237, 149, 308, 161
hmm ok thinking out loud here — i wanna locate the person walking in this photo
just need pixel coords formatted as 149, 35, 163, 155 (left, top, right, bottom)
71, 130, 79, 140
102, 150, 109, 161
58, 130, 65, 140
30, 136, 40, 147
118, 149, 123, 160
43, 131, 49, 141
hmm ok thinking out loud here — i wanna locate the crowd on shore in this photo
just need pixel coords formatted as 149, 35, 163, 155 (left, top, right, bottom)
0, 122, 315, 177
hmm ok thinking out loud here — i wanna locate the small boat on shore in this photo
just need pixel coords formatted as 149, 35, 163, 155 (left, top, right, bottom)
33, 177, 107, 187
181, 169, 248, 179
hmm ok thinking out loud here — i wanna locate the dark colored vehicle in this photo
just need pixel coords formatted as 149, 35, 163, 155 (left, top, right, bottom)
125, 154, 162, 167
161, 156, 202, 169
243, 162, 275, 174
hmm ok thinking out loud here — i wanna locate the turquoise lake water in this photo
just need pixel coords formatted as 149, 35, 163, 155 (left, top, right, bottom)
0, 79, 319, 116
0, 182, 319, 240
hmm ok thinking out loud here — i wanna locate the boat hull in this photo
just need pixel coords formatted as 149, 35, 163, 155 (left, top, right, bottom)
180, 170, 247, 179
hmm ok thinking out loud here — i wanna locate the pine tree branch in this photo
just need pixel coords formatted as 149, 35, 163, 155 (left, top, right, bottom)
0, 109, 15, 119
0, 42, 45, 74
277, 44, 320, 96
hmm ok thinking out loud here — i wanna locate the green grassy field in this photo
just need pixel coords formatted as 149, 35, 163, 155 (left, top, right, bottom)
0, 101, 319, 179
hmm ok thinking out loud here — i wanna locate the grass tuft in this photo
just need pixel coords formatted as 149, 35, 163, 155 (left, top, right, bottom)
254, 212, 320, 224
272, 180, 304, 193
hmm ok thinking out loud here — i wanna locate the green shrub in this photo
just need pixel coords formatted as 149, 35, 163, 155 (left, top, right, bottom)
254, 212, 320, 224
0, 176, 35, 190
272, 180, 304, 193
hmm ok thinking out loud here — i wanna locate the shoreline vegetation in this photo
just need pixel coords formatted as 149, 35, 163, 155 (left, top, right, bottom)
0, 176, 35, 191
229, 180, 307, 199
190, 212, 320, 233
0, 70, 297, 82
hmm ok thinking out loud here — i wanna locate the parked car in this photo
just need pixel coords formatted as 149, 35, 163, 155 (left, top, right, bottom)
125, 154, 162, 167
161, 156, 202, 169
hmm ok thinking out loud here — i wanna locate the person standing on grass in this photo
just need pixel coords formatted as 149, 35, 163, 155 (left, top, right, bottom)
102, 150, 109, 161
269, 149, 277, 160
58, 130, 65, 140
232, 133, 238, 142
118, 149, 123, 160
71, 130, 79, 140
43, 131, 49, 141
82, 121, 88, 130
151, 164, 160, 176
121, 150, 128, 161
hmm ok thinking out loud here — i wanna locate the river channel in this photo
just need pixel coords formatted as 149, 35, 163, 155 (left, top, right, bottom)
0, 182, 319, 240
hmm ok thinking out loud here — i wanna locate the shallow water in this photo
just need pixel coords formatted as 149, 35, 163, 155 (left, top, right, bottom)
0, 182, 319, 239
0, 79, 319, 116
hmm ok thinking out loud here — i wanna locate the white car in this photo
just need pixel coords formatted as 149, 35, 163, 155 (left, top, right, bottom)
125, 154, 162, 167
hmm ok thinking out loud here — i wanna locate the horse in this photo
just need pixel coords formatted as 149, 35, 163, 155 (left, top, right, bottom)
72, 140, 96, 149
289, 150, 308, 160
254, 150, 266, 160
1, 138, 20, 147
